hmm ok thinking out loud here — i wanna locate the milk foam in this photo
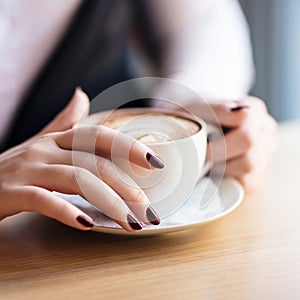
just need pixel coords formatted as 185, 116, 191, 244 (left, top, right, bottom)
102, 113, 200, 144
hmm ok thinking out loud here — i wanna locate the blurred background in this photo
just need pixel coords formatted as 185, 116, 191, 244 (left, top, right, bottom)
241, 0, 300, 121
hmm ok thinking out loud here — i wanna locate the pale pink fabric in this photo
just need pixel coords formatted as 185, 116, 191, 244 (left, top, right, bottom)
0, 0, 81, 144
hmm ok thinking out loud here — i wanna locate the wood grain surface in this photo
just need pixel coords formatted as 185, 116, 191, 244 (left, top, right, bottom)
1, 122, 300, 300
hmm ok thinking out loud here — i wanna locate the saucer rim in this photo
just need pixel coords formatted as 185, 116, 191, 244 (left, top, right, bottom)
91, 177, 244, 236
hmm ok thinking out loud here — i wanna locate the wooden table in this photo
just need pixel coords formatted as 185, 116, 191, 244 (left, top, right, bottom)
1, 122, 300, 300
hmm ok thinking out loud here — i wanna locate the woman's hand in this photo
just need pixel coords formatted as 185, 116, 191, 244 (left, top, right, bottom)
163, 95, 277, 190
206, 97, 278, 189
0, 89, 162, 232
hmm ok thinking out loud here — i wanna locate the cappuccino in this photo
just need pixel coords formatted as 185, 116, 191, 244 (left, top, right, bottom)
80, 108, 209, 218
100, 111, 201, 145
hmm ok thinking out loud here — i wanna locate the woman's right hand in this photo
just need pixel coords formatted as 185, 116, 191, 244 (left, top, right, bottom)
0, 89, 162, 232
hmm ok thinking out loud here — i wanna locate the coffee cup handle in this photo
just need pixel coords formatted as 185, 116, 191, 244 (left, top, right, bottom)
198, 123, 222, 180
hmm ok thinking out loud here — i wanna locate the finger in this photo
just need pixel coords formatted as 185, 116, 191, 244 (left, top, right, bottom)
54, 126, 164, 170
211, 158, 251, 189
208, 100, 274, 164
207, 102, 250, 127
182, 100, 250, 127
38, 88, 90, 135
213, 154, 255, 178
29, 164, 143, 232
186, 97, 266, 128
50, 149, 160, 225
18, 186, 95, 230
212, 152, 266, 190
207, 104, 261, 164
207, 125, 255, 163
214, 97, 268, 127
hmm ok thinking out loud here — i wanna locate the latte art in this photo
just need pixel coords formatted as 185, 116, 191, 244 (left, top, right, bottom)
101, 112, 200, 144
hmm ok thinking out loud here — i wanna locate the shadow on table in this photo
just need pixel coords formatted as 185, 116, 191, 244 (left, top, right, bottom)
0, 213, 222, 284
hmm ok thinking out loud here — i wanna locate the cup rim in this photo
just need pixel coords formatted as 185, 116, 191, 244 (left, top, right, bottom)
80, 107, 207, 145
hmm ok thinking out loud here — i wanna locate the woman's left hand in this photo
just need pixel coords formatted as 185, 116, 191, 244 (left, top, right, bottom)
206, 96, 278, 189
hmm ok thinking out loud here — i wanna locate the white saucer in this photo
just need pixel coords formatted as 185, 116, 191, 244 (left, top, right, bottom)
58, 176, 244, 236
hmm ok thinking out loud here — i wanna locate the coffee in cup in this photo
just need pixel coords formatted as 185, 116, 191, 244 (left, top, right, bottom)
81, 108, 209, 219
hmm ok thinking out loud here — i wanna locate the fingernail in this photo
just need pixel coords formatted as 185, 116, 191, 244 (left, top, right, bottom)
146, 152, 164, 169
127, 213, 143, 230
222, 126, 232, 134
76, 86, 83, 92
146, 206, 160, 225
76, 215, 94, 228
230, 105, 250, 112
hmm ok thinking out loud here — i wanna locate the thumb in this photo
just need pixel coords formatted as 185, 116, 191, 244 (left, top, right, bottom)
38, 87, 90, 135
207, 101, 250, 128
181, 100, 250, 128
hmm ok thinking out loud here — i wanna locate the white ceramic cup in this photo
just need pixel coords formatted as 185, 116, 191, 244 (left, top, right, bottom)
80, 108, 211, 219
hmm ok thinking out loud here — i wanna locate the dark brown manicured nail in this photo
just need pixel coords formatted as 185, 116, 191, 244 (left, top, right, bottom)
222, 126, 232, 134
76, 215, 94, 228
146, 206, 160, 225
230, 105, 250, 112
146, 152, 164, 169
127, 213, 143, 230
